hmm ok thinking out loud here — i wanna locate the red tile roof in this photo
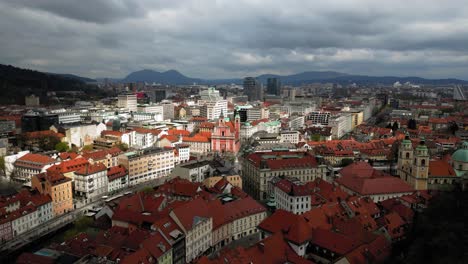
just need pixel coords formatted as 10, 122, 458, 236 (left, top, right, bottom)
58, 152, 79, 160
197, 232, 314, 264
311, 228, 360, 255
23, 130, 64, 139
183, 134, 210, 143
107, 165, 128, 181
101, 130, 124, 137
275, 179, 311, 196
15, 153, 56, 169
428, 160, 457, 177
337, 162, 414, 195
81, 147, 122, 160
246, 151, 318, 170
167, 129, 190, 136
160, 134, 179, 143
35, 171, 72, 186
47, 157, 89, 174
171, 197, 211, 231
16, 253, 54, 264
75, 163, 107, 175
155, 177, 202, 198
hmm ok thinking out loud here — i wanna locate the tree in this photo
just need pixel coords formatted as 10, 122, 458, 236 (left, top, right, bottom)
116, 142, 129, 151
341, 158, 354, 167
0, 156, 5, 176
55, 142, 69, 152
393, 189, 468, 264
408, 119, 417, 130
448, 122, 459, 135
81, 145, 93, 151
140, 186, 154, 194
311, 134, 321, 142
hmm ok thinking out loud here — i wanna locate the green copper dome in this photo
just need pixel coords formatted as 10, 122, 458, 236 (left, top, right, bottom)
452, 142, 468, 163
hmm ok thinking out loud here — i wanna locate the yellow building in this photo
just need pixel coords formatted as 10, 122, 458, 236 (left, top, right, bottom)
32, 171, 74, 216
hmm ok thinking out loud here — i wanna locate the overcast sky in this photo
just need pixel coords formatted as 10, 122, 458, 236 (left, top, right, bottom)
1, 0, 467, 79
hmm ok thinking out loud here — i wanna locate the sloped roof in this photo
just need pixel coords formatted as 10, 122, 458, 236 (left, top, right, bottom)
337, 162, 414, 195
428, 160, 457, 177
171, 197, 211, 231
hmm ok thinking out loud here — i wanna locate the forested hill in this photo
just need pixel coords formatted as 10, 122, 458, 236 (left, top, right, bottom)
0, 64, 99, 105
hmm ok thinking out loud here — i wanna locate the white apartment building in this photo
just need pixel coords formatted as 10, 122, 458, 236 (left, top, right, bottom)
211, 197, 267, 251
242, 151, 327, 200
118, 93, 137, 112
13, 153, 56, 186
280, 131, 300, 144
171, 160, 212, 182
246, 107, 269, 121
74, 163, 108, 202
137, 104, 164, 115
257, 120, 281, 134
199, 88, 227, 121
7, 192, 53, 238
308, 111, 331, 126
170, 199, 213, 263
57, 112, 82, 124
132, 128, 157, 149
161, 101, 175, 120
274, 179, 311, 215
50, 122, 107, 148
4, 151, 29, 179
118, 147, 175, 186
176, 144, 190, 164
107, 165, 129, 193
289, 116, 305, 130
330, 114, 353, 139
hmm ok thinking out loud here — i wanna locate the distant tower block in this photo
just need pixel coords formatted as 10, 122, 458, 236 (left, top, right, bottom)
453, 85, 466, 101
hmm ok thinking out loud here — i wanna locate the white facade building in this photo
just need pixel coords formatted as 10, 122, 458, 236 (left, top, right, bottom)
280, 131, 300, 144
274, 179, 311, 215
199, 88, 228, 121
118, 93, 137, 112
74, 163, 108, 202
308, 111, 331, 126
57, 112, 82, 124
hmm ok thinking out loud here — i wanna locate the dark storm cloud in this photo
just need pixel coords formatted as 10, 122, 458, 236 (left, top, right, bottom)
6, 0, 146, 24
0, 0, 467, 79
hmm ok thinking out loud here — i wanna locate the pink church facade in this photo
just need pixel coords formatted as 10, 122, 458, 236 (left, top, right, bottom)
211, 114, 240, 154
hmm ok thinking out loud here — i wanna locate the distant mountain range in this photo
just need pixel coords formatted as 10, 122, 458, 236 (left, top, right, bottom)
104, 69, 468, 86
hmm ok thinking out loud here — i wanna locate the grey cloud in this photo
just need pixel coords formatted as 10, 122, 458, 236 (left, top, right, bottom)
6, 0, 146, 23
0, 0, 467, 79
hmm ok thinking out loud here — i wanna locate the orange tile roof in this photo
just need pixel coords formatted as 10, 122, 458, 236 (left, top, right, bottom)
107, 165, 127, 181
81, 147, 122, 160
183, 134, 210, 143
47, 157, 89, 173
167, 129, 190, 136
428, 160, 457, 177
101, 130, 124, 137
15, 153, 56, 169
75, 163, 107, 175
337, 162, 414, 195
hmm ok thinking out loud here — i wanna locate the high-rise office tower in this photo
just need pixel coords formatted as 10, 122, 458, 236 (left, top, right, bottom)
453, 85, 466, 101
118, 93, 137, 112
267, 78, 281, 96
243, 77, 263, 102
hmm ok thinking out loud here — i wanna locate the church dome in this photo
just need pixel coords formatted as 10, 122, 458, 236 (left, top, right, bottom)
452, 142, 468, 163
